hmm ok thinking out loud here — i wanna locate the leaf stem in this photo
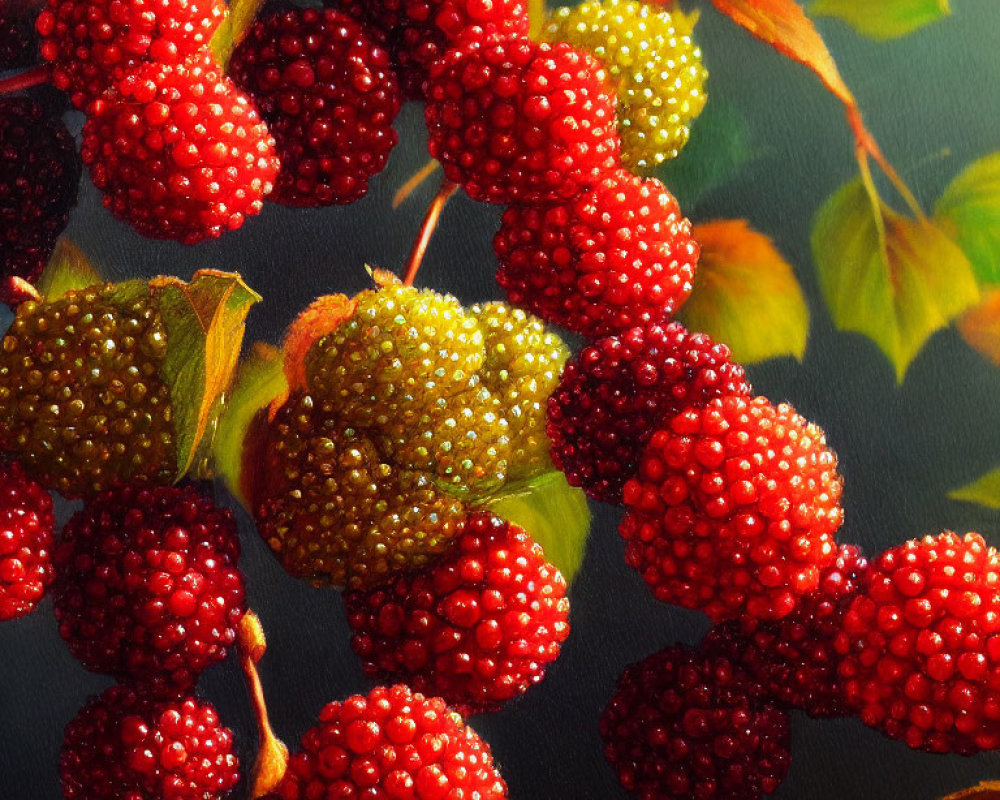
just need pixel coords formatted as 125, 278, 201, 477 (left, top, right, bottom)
848, 106, 925, 221
392, 159, 441, 209
0, 65, 51, 95
403, 179, 459, 288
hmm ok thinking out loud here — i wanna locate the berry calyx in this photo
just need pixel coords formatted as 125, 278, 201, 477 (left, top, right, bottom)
0, 460, 55, 621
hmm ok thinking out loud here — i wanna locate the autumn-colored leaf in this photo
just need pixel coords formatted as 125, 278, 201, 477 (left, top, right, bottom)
935, 153, 1000, 285
813, 179, 979, 382
280, 293, 356, 402
948, 469, 1000, 510
811, 0, 949, 41
35, 239, 102, 301
679, 219, 808, 363
957, 289, 1000, 366
941, 781, 1000, 800
210, 0, 268, 66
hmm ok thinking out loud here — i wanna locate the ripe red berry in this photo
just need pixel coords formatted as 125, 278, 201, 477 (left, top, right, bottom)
620, 394, 843, 621
835, 531, 1000, 754
230, 8, 401, 207
494, 169, 697, 337
425, 33, 620, 205
600, 644, 791, 800
703, 544, 869, 718
345, 512, 570, 714
53, 485, 245, 697
81, 51, 280, 244
0, 460, 55, 621
60, 685, 239, 800
36, 0, 228, 111
547, 321, 751, 504
264, 684, 508, 800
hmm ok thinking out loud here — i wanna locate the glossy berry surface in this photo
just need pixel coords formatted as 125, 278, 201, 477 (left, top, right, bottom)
53, 485, 245, 697
836, 531, 1000, 754
82, 51, 279, 244
494, 169, 697, 337
264, 684, 507, 800
425, 33, 620, 205
60, 685, 239, 800
620, 394, 843, 621
600, 644, 791, 800
704, 544, 869, 718
36, 0, 228, 110
230, 8, 401, 207
547, 321, 751, 503
345, 512, 570, 713
0, 460, 55, 621
0, 97, 80, 304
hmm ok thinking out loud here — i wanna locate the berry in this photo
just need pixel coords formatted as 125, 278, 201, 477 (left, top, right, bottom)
60, 685, 239, 800
620, 394, 843, 621
251, 393, 467, 589
425, 33, 620, 205
345, 512, 570, 714
542, 0, 707, 170
0, 460, 55, 621
264, 684, 507, 800
36, 0, 228, 110
703, 544, 869, 718
547, 321, 751, 504
600, 644, 791, 800
53, 485, 245, 697
835, 531, 1000, 754
494, 168, 697, 338
0, 283, 176, 498
82, 51, 280, 244
0, 97, 81, 304
230, 8, 402, 207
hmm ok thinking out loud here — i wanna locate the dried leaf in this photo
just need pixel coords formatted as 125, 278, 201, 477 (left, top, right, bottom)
949, 469, 1000, 510
957, 289, 1000, 366
210, 0, 268, 66
935, 153, 1000, 285
811, 0, 949, 41
679, 219, 809, 363
941, 781, 1000, 800
35, 239, 102, 300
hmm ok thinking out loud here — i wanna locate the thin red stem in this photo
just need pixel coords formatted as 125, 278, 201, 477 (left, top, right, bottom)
0, 65, 51, 95
403, 180, 460, 288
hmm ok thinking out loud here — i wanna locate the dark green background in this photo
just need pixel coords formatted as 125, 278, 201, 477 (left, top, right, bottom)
3, 1, 1000, 796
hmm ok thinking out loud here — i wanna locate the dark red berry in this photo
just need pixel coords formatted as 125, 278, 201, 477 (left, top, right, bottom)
836, 531, 1000, 754
600, 644, 791, 800
345, 512, 570, 714
0, 11, 36, 69
60, 685, 239, 800
0, 96, 80, 304
620, 394, 843, 621
495, 168, 698, 337
53, 485, 245, 697
547, 321, 751, 504
425, 33, 620, 205
230, 8, 401, 207
0, 460, 55, 621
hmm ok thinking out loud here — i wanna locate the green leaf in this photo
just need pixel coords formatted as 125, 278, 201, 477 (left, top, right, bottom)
35, 239, 102, 300
813, 178, 979, 382
811, 0, 949, 40
211, 0, 268, 66
214, 342, 288, 506
949, 469, 1000, 510
151, 270, 261, 479
679, 219, 809, 363
935, 153, 1000, 285
481, 470, 591, 585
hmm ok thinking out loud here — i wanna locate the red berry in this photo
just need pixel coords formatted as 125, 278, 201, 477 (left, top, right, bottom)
547, 321, 751, 503
600, 644, 791, 800
230, 8, 401, 207
60, 685, 239, 800
703, 544, 869, 718
53, 485, 245, 697
36, 0, 228, 111
425, 33, 620, 205
344, 512, 570, 714
835, 531, 1000, 754
0, 460, 55, 621
81, 50, 280, 244
619, 394, 843, 621
265, 685, 507, 799
494, 169, 697, 337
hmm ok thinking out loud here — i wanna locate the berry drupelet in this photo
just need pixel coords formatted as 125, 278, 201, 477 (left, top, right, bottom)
53, 485, 245, 697
547, 321, 751, 504
345, 512, 570, 714
0, 461, 55, 621
619, 394, 843, 621
230, 8, 402, 207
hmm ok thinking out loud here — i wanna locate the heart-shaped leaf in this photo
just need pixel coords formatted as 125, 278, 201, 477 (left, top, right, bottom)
813, 178, 979, 381
811, 0, 949, 41
35, 239, 102, 301
211, 0, 268, 66
935, 153, 1000, 285
679, 219, 809, 363
949, 468, 1000, 510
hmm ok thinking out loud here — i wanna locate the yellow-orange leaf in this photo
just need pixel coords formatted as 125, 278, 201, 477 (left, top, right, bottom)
957, 288, 1000, 366
941, 781, 1000, 800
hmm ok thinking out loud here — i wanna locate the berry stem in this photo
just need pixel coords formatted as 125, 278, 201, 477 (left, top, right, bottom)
403, 179, 459, 288
0, 65, 51, 95
392, 159, 442, 209
848, 106, 925, 220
